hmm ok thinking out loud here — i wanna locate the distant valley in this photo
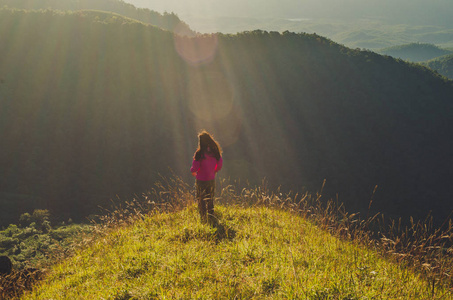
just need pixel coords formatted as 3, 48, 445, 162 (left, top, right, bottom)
126, 0, 453, 49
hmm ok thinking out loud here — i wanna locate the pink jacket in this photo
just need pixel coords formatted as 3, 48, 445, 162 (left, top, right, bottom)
190, 154, 223, 181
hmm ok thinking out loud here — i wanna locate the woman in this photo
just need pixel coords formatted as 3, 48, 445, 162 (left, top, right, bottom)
190, 131, 223, 223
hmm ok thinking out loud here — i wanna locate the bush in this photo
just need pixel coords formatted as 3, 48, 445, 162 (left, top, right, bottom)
0, 237, 19, 251
31, 210, 51, 233
19, 213, 32, 227
0, 211, 93, 271
19, 210, 51, 232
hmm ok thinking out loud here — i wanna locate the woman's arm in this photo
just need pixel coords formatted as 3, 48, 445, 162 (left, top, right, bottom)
190, 159, 200, 176
215, 157, 223, 173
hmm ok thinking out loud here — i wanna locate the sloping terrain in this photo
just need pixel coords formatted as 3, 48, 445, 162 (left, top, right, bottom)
23, 206, 448, 299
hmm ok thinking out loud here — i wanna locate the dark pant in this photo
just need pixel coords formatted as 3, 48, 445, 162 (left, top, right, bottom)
196, 179, 215, 222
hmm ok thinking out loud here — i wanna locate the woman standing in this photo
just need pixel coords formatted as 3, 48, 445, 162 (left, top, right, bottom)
190, 131, 223, 223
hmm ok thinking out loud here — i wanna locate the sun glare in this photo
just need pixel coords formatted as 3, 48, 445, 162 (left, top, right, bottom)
170, 31, 304, 184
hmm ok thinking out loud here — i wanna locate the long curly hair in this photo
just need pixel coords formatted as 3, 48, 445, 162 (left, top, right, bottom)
193, 130, 222, 161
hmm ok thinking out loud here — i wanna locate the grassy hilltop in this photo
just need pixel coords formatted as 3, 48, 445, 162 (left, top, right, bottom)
1, 1, 453, 298
16, 179, 453, 299
23, 207, 449, 299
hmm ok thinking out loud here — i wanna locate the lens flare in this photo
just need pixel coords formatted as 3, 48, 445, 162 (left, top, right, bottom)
174, 34, 218, 66
187, 69, 235, 121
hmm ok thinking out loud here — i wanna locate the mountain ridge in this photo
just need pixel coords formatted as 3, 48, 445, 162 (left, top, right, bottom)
0, 8, 452, 227
378, 43, 453, 62
0, 0, 194, 34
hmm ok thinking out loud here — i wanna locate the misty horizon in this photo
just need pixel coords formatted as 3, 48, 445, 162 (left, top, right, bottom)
122, 0, 453, 49
124, 0, 453, 24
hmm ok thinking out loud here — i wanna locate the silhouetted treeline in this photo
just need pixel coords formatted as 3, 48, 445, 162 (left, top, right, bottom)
0, 9, 453, 226
0, 0, 194, 35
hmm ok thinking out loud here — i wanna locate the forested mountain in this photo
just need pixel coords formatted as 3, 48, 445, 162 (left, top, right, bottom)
422, 54, 453, 80
1, 8, 453, 227
378, 43, 453, 62
0, 0, 194, 34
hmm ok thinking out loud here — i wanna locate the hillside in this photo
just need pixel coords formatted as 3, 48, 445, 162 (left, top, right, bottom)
1, 8, 453, 228
378, 43, 453, 62
0, 0, 194, 34
422, 53, 453, 80
23, 205, 451, 299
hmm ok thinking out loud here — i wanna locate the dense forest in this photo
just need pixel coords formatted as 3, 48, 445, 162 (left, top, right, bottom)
1, 8, 453, 227
0, 0, 194, 35
378, 43, 452, 62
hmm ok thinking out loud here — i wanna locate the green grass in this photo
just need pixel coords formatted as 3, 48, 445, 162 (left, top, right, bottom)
23, 205, 450, 299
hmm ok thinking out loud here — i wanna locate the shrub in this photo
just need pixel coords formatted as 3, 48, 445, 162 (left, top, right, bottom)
19, 213, 32, 228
